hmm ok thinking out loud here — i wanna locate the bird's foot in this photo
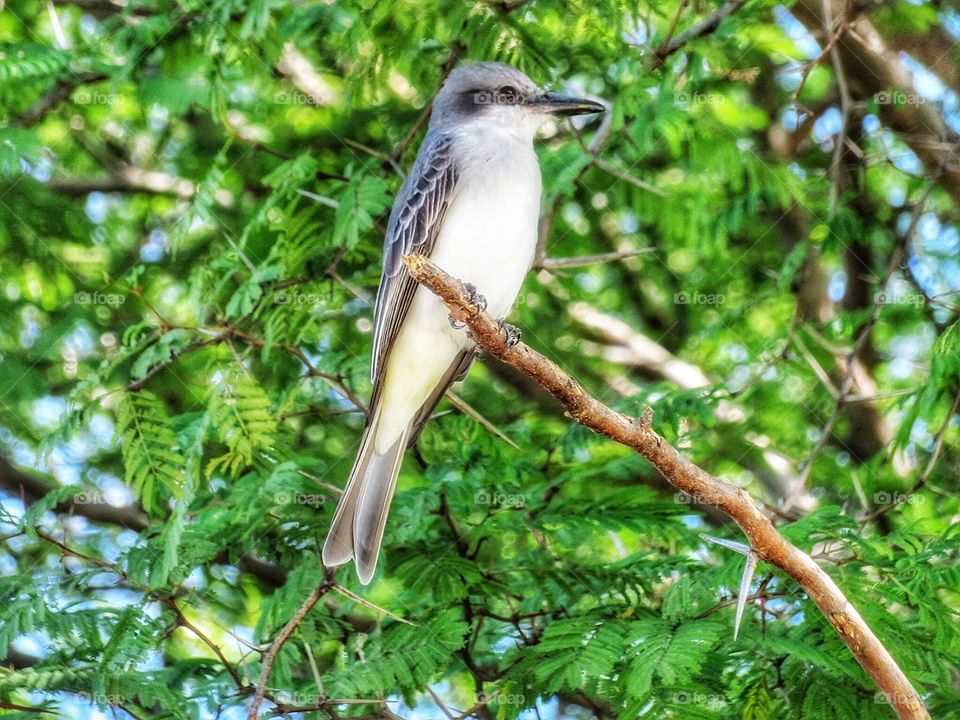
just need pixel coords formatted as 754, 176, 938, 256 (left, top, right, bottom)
498, 321, 522, 348
449, 317, 466, 330
463, 283, 488, 315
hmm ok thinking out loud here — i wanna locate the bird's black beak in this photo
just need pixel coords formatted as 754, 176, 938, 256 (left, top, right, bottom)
533, 91, 606, 117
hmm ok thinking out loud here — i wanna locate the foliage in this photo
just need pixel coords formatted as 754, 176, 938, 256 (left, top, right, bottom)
0, 0, 958, 718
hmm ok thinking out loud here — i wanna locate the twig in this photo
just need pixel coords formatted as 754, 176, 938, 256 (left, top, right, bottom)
445, 390, 519, 449
390, 44, 464, 163
797, 175, 941, 485
331, 583, 414, 625
15, 73, 108, 127
426, 686, 456, 720
860, 384, 960, 523
591, 158, 666, 196
653, 0, 751, 62
403, 254, 930, 720
536, 248, 655, 271
159, 596, 245, 689
657, 0, 691, 58
824, 0, 853, 214
790, 6, 852, 104
247, 577, 334, 720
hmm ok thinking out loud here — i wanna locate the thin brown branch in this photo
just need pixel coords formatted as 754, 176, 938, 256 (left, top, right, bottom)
444, 390, 519, 449
159, 596, 245, 689
2, 454, 288, 587
247, 576, 335, 720
653, 0, 752, 62
15, 73, 108, 127
590, 158, 666, 196
656, 0, 692, 58
403, 253, 930, 720
390, 43, 464, 163
790, 5, 852, 103
797, 175, 942, 485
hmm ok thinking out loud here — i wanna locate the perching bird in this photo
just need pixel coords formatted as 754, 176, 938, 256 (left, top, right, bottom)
322, 62, 605, 584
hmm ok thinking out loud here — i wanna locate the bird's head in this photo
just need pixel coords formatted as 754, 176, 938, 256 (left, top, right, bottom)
430, 61, 605, 138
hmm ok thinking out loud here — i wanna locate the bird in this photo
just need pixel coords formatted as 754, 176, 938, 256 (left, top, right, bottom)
322, 61, 605, 584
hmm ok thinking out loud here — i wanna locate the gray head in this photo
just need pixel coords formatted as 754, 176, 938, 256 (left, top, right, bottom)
429, 61, 604, 136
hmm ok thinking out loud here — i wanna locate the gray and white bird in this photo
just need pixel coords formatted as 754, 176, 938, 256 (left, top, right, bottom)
322, 62, 605, 584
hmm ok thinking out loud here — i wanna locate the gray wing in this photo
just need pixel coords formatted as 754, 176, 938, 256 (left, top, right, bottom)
370, 132, 459, 386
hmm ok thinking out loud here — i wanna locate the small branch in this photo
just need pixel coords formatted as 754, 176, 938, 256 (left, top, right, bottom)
390, 43, 464, 163
536, 248, 655, 271
159, 596, 245, 689
797, 174, 941, 485
15, 73, 108, 127
402, 254, 929, 720
653, 0, 751, 62
590, 158, 666, 196
444, 390, 519, 449
790, 6, 852, 104
824, 0, 853, 215
248, 576, 335, 719
860, 384, 960, 523
656, 0, 691, 58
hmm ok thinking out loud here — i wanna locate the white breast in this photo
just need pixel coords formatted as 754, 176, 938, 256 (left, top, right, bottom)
430, 127, 542, 322
374, 127, 541, 452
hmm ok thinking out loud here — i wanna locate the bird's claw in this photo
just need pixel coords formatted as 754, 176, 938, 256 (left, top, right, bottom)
449, 317, 466, 330
463, 283, 488, 315
499, 321, 521, 348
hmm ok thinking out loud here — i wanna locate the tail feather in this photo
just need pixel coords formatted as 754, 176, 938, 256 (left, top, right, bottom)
322, 352, 474, 584
321, 420, 407, 584
320, 431, 368, 567
353, 431, 406, 584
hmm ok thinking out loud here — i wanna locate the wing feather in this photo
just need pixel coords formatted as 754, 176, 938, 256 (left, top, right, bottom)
370, 132, 459, 386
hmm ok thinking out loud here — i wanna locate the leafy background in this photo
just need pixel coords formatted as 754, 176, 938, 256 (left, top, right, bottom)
1, 0, 959, 718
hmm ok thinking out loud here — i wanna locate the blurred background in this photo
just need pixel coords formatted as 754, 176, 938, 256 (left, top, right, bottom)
0, 0, 958, 717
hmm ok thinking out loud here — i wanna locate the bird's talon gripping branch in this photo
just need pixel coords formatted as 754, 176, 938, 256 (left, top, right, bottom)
499, 321, 522, 348
448, 316, 466, 330
463, 282, 488, 315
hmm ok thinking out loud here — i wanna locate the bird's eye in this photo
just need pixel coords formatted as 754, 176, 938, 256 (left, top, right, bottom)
497, 85, 518, 101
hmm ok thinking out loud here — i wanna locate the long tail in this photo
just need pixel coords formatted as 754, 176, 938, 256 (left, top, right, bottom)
321, 416, 407, 585
321, 350, 474, 584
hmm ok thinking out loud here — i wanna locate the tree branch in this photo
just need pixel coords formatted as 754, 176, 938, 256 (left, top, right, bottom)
247, 575, 335, 720
402, 254, 929, 720
0, 454, 288, 587
653, 0, 751, 62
